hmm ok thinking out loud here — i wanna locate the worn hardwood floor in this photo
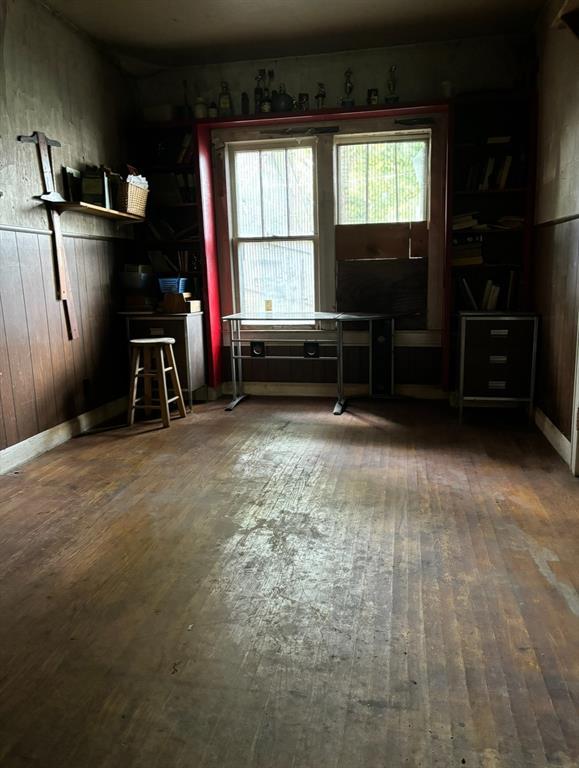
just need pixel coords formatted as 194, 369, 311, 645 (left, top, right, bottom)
0, 399, 578, 768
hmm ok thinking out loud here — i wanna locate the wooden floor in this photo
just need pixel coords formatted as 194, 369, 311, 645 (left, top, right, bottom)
0, 398, 578, 768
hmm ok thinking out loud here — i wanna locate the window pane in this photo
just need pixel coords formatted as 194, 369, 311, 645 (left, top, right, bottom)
367, 142, 397, 223
337, 139, 428, 224
337, 143, 369, 224
261, 150, 288, 236
234, 151, 262, 237
233, 146, 315, 238
287, 147, 314, 235
396, 141, 427, 221
238, 240, 315, 315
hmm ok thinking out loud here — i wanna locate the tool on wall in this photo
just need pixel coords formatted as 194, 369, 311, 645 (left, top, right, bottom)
17, 131, 79, 339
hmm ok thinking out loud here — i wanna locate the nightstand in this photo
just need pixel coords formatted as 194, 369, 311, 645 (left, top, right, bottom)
458, 312, 538, 422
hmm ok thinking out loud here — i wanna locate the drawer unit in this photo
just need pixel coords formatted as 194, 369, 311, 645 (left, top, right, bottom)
124, 313, 206, 407
458, 313, 538, 421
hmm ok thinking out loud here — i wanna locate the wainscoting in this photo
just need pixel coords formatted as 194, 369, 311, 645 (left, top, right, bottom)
0, 228, 127, 450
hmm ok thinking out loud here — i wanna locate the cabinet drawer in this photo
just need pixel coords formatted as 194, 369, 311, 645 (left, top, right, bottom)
463, 318, 535, 354
463, 345, 533, 371
463, 362, 532, 398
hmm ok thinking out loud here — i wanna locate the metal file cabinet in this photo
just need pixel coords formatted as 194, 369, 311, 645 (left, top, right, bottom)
123, 313, 206, 408
458, 312, 538, 422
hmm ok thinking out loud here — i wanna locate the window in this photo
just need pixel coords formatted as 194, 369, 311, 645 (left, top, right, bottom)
336, 136, 429, 225
229, 143, 317, 318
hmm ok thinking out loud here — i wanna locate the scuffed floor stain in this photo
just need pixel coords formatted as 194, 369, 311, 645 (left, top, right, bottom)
496, 500, 579, 617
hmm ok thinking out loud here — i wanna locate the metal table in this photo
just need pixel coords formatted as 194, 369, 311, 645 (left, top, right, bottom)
222, 311, 394, 415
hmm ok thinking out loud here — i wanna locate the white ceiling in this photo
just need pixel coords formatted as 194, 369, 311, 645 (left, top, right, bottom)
45, 0, 543, 65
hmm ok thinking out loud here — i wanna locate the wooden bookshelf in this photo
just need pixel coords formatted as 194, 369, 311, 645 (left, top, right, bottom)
130, 121, 206, 310
448, 91, 533, 315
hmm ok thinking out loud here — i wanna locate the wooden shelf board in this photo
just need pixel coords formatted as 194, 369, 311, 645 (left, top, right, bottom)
145, 164, 197, 173
142, 239, 200, 247
155, 202, 198, 209
51, 201, 145, 222
454, 188, 526, 195
452, 228, 524, 235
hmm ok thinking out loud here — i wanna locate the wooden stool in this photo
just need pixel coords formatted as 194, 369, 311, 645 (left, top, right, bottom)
127, 338, 187, 428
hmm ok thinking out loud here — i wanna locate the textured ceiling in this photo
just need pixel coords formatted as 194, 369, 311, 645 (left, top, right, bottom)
44, 0, 544, 65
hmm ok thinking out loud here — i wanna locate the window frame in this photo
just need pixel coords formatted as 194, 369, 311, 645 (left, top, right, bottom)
333, 130, 432, 226
226, 137, 320, 327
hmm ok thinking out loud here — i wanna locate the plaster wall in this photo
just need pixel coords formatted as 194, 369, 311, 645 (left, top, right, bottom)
137, 34, 532, 113
0, 0, 135, 235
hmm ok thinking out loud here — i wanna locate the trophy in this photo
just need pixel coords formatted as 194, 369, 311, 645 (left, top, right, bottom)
341, 68, 354, 107
386, 65, 399, 104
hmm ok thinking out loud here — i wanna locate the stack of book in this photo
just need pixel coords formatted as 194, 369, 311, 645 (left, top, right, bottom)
453, 212, 479, 231
495, 215, 525, 230
452, 233, 483, 266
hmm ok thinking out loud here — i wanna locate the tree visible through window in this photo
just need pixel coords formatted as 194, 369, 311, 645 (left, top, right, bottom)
337, 138, 429, 224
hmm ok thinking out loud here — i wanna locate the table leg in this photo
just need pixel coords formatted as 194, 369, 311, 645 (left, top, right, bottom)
333, 320, 346, 415
226, 318, 246, 411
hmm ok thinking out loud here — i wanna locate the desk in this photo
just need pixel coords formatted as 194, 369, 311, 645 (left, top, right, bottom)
223, 311, 394, 415
121, 312, 205, 408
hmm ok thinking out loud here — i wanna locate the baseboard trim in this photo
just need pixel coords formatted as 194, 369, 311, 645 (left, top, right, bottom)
534, 406, 571, 465
0, 396, 128, 474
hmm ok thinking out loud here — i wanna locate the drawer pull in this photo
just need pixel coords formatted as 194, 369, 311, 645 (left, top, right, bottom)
150, 327, 165, 336
490, 329, 509, 337
488, 380, 507, 390
489, 354, 507, 364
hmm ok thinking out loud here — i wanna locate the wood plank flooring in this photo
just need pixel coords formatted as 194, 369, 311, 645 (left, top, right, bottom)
0, 399, 578, 768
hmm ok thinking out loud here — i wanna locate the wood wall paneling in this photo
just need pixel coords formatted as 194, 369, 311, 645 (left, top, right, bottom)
533, 219, 579, 439
0, 229, 39, 444
17, 232, 59, 433
0, 230, 125, 451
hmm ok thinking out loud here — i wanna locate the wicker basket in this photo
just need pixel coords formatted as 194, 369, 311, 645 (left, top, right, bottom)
117, 182, 148, 217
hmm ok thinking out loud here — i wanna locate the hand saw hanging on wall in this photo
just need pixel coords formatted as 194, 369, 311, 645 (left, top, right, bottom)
17, 131, 79, 340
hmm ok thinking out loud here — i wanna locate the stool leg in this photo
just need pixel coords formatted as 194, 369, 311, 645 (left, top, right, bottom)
142, 347, 153, 417
156, 345, 171, 428
127, 347, 141, 426
166, 344, 187, 418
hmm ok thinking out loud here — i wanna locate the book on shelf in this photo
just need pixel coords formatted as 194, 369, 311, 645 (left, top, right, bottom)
487, 284, 500, 311
495, 215, 524, 230
506, 270, 517, 309
480, 280, 500, 311
176, 132, 193, 164
497, 156, 512, 190
453, 212, 479, 230
479, 157, 495, 191
460, 277, 478, 310
481, 280, 493, 310
452, 231, 483, 244
453, 253, 483, 266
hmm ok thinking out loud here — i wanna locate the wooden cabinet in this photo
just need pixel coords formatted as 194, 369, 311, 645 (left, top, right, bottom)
458, 312, 538, 421
124, 313, 206, 407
